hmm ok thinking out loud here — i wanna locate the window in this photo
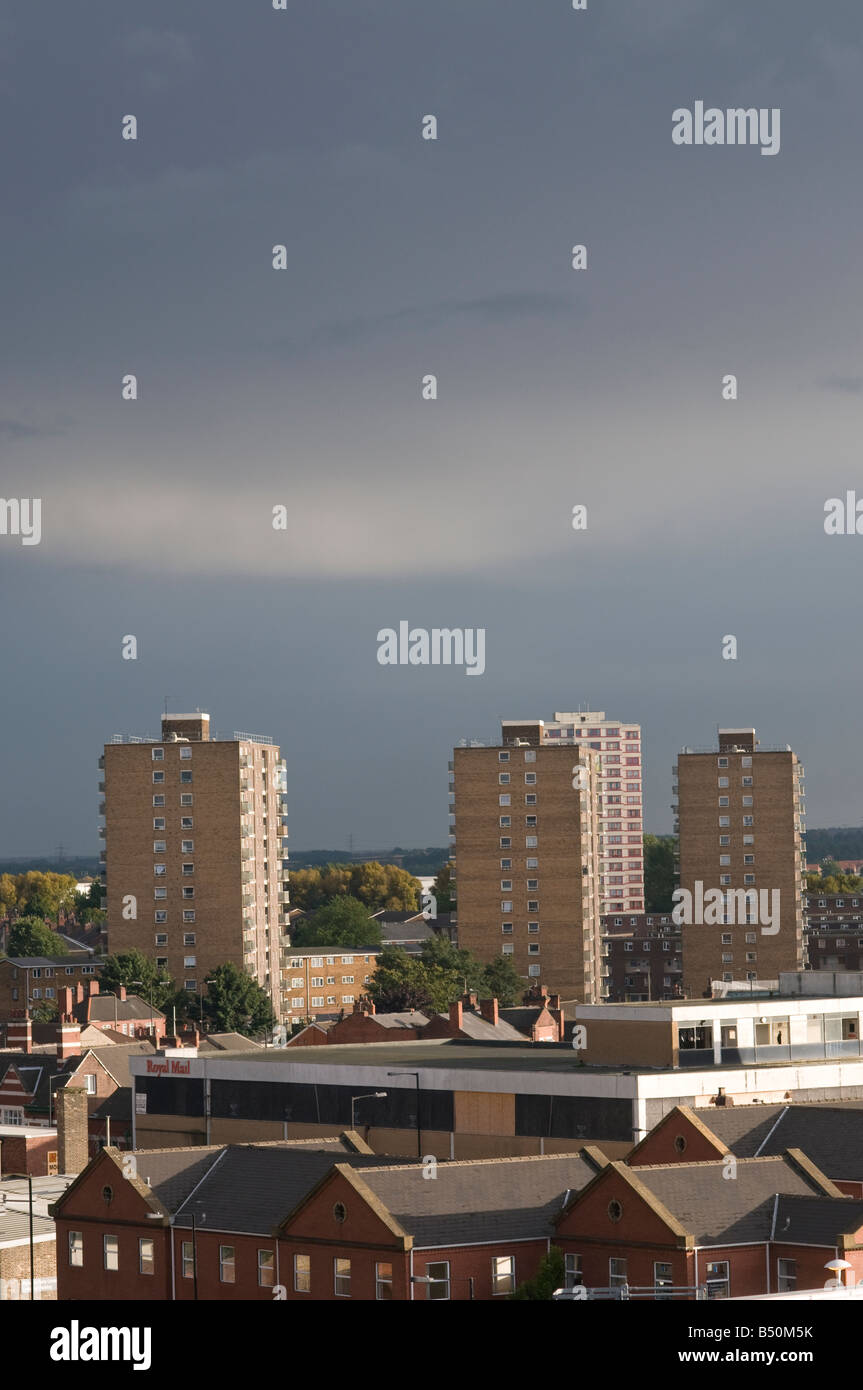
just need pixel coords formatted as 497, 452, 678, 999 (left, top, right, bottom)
719, 855, 730, 866
527, 878, 538, 890
528, 964, 541, 977
69, 1231, 83, 1267
334, 1257, 351, 1297
498, 750, 509, 761
525, 836, 538, 848
219, 1246, 236, 1283
104, 1235, 119, 1272
742, 796, 753, 807
718, 777, 729, 788
499, 794, 511, 806
492, 1255, 515, 1295
499, 817, 511, 828
526, 857, 538, 869
153, 840, 166, 854
180, 746, 192, 759
153, 794, 165, 807
185, 979, 197, 991
719, 835, 730, 846
155, 910, 167, 924
654, 1262, 673, 1298
501, 923, 513, 933
311, 976, 324, 987
139, 1238, 155, 1275
524, 749, 536, 762
294, 1254, 311, 1292
181, 840, 194, 853
718, 757, 728, 767
376, 1262, 393, 1300
426, 1261, 450, 1300
527, 900, 538, 912
181, 793, 193, 806
500, 837, 511, 848
742, 776, 753, 786
342, 975, 354, 984
181, 817, 194, 830
311, 957, 323, 967
500, 858, 512, 869
153, 817, 166, 831
609, 1257, 627, 1289
718, 796, 729, 807
525, 794, 537, 806
183, 863, 194, 876
183, 910, 196, 922
777, 1259, 796, 1292
152, 747, 164, 760
528, 922, 539, 932
258, 1249, 275, 1287
184, 956, 196, 968
342, 956, 354, 964
718, 816, 730, 827
154, 863, 166, 877
705, 1260, 729, 1299
501, 901, 512, 912
155, 933, 168, 946
564, 1253, 582, 1288
500, 880, 512, 891
502, 944, 514, 956
152, 771, 165, 783
499, 773, 511, 784
311, 996, 324, 1007
180, 771, 193, 784
525, 815, 537, 827
721, 933, 732, 944
525, 772, 536, 785
743, 815, 753, 827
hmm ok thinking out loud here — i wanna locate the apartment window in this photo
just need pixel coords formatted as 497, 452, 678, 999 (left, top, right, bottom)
499, 817, 511, 828
528, 964, 541, 977
181, 793, 193, 806
499, 773, 511, 784
183, 863, 194, 876
742, 776, 753, 786
500, 858, 512, 869
746, 952, 756, 963
343, 994, 354, 1004
525, 794, 537, 806
777, 1259, 796, 1293
501, 900, 512, 912
720, 874, 731, 885
153, 795, 165, 807
258, 1249, 275, 1287
181, 817, 194, 830
742, 796, 753, 807
139, 1238, 155, 1275
744, 854, 755, 865
719, 855, 730, 866
526, 857, 538, 869
499, 795, 511, 806
182, 886, 195, 899
719, 835, 730, 846
311, 996, 324, 1006
311, 957, 323, 967
152, 771, 165, 784
184, 956, 196, 968
294, 1254, 311, 1292
525, 773, 536, 785
743, 815, 754, 826
502, 944, 514, 956
291, 976, 303, 987
609, 1258, 628, 1289
376, 1262, 393, 1300
524, 749, 536, 762
528, 944, 540, 955
156, 957, 168, 968
69, 1231, 84, 1267
744, 874, 755, 885
185, 978, 196, 991
745, 932, 757, 944
500, 837, 512, 848
526, 836, 537, 848
31, 988, 41, 999
342, 956, 354, 965
181, 840, 194, 853
310, 976, 324, 987
500, 880, 513, 891
717, 757, 728, 768
154, 863, 166, 877
742, 755, 752, 767
155, 933, 167, 946
525, 815, 537, 827
182, 1240, 194, 1278
183, 910, 196, 923
718, 816, 730, 827
501, 923, 513, 934
180, 746, 192, 759
219, 1246, 236, 1283
527, 879, 538, 890
564, 1253, 582, 1288
334, 1258, 351, 1297
718, 777, 729, 788
426, 1261, 450, 1300
153, 840, 166, 854
721, 933, 732, 945
718, 796, 729, 807
180, 771, 193, 784
342, 975, 354, 984
624, 943, 633, 952
153, 818, 166, 831
492, 1255, 515, 1295
104, 1235, 119, 1272
152, 747, 164, 760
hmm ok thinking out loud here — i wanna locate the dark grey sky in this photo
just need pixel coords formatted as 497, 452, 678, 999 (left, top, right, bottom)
2, 0, 862, 854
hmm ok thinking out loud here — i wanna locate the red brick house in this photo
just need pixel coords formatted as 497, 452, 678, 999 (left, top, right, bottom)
554, 1150, 863, 1298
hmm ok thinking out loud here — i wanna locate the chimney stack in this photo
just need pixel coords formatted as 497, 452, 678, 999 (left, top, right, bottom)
75, 982, 84, 1004
448, 1000, 463, 1031
479, 998, 499, 1026
56, 1085, 89, 1175
88, 980, 100, 996
59, 986, 75, 1022
6, 1018, 32, 1053
461, 991, 478, 1010
117, 985, 126, 1003
56, 1023, 82, 1061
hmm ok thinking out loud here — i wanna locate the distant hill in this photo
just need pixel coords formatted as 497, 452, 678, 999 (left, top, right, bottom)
0, 855, 100, 878
289, 847, 449, 876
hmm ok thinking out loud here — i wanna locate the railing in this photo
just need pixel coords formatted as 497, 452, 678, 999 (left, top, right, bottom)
553, 1283, 708, 1301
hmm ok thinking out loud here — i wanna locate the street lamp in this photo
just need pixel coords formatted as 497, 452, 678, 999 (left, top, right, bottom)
351, 1092, 387, 1131
3, 1174, 35, 1299
388, 1071, 422, 1159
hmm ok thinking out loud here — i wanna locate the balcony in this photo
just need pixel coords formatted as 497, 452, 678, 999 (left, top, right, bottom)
98, 782, 105, 793
98, 755, 105, 769
98, 802, 106, 816
98, 826, 106, 838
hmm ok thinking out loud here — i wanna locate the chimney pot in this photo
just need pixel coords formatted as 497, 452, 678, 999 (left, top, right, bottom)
449, 1000, 463, 1031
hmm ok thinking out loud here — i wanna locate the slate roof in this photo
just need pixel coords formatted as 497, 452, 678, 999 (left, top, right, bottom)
199, 1032, 263, 1051
356, 1152, 601, 1246
435, 1010, 526, 1042
1, 956, 95, 969
0, 1207, 55, 1246
697, 1103, 863, 1181
499, 1008, 552, 1037
773, 1193, 863, 1245
75, 994, 164, 1024
631, 1155, 834, 1245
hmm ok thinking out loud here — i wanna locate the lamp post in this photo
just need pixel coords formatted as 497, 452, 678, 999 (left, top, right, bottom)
4, 1174, 35, 1299
351, 1092, 387, 1131
200, 978, 216, 1037
388, 1071, 422, 1159
131, 978, 170, 1043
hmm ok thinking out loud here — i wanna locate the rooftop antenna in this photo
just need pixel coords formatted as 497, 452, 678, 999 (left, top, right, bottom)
164, 696, 172, 718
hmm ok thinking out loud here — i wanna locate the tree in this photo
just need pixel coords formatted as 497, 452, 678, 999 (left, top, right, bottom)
431, 862, 453, 912
0, 873, 18, 920
367, 938, 524, 1014
287, 862, 421, 913
644, 835, 676, 912
202, 963, 275, 1037
365, 948, 440, 1013
99, 950, 174, 1009
8, 917, 68, 957
16, 871, 78, 923
509, 1246, 565, 1300
820, 858, 842, 881
86, 880, 104, 910
30, 998, 58, 1023
479, 956, 522, 1007
291, 896, 383, 949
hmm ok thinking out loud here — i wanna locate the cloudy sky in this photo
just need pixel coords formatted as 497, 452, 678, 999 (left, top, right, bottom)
2, 0, 862, 855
